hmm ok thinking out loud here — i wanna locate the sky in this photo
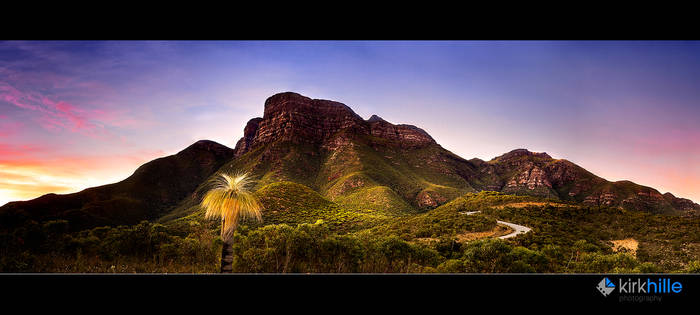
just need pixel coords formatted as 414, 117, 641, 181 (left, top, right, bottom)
1, 40, 699, 206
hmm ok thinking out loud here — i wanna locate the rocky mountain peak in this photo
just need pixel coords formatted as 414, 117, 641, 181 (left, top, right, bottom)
234, 92, 436, 157
367, 114, 385, 123
233, 118, 263, 157
663, 192, 700, 213
263, 91, 363, 121
493, 148, 552, 162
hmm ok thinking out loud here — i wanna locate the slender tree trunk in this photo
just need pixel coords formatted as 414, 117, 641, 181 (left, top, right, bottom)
221, 218, 234, 273
221, 240, 234, 273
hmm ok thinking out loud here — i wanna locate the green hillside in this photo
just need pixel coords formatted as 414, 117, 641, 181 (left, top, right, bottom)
166, 134, 479, 225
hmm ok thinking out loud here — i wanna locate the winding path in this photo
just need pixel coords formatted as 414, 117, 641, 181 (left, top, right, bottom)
459, 211, 532, 239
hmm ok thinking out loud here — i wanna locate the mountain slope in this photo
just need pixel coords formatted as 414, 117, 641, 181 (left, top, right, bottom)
0, 140, 234, 231
469, 149, 697, 215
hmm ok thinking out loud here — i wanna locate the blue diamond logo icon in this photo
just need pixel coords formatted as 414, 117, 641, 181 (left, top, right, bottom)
605, 278, 615, 288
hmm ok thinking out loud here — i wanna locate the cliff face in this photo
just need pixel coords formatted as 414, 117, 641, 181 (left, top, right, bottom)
473, 149, 700, 216
368, 115, 435, 148
233, 117, 262, 157
233, 92, 435, 157
664, 193, 700, 216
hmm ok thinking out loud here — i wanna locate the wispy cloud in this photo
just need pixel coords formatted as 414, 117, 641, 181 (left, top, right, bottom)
0, 80, 108, 135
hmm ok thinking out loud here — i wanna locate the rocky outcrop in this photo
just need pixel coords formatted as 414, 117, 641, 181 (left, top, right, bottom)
233, 92, 436, 157
583, 191, 619, 207
501, 162, 558, 198
493, 149, 552, 164
416, 190, 448, 208
664, 193, 699, 211
505, 165, 552, 190
257, 92, 366, 145
234, 92, 366, 156
367, 115, 435, 148
233, 117, 263, 157
417, 191, 439, 208
470, 148, 698, 215
663, 192, 700, 216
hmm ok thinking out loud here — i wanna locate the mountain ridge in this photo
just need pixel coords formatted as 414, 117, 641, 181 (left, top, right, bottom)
1, 92, 698, 232
0, 139, 234, 231
226, 92, 699, 216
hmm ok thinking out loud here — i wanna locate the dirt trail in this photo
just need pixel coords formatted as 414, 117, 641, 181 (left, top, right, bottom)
495, 219, 532, 239
459, 210, 532, 239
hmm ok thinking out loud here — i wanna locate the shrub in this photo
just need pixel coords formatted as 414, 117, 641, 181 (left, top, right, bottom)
685, 260, 700, 273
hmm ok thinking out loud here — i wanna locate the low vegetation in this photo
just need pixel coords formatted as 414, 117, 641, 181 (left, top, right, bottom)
2, 191, 699, 273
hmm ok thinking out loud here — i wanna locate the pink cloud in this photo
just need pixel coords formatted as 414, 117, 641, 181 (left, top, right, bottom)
0, 80, 111, 138
0, 81, 41, 111
0, 81, 155, 144
42, 98, 93, 132
0, 66, 157, 143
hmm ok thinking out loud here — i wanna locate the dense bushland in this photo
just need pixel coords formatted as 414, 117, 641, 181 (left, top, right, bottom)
2, 191, 699, 273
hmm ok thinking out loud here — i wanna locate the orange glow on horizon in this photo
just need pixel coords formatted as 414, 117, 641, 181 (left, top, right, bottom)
0, 150, 166, 206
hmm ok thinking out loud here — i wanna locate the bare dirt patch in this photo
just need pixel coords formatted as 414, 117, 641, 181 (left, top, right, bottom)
611, 238, 639, 256
414, 225, 515, 245
454, 225, 513, 243
414, 237, 439, 244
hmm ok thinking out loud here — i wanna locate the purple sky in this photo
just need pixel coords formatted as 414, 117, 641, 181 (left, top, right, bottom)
1, 40, 699, 206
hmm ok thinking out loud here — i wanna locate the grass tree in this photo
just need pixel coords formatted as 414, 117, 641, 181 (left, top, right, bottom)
201, 172, 263, 273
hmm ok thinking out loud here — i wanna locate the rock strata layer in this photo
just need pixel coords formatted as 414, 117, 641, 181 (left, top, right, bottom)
234, 92, 435, 157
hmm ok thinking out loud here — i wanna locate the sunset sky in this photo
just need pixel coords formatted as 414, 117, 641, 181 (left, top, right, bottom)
1, 40, 699, 206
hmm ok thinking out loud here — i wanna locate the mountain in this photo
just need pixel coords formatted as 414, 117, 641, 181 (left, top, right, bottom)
0, 140, 234, 231
224, 92, 698, 216
1, 91, 698, 232
470, 149, 698, 215
228, 92, 465, 214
